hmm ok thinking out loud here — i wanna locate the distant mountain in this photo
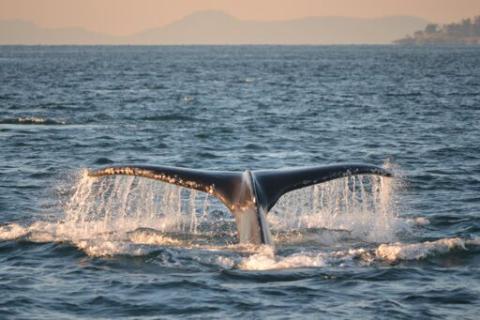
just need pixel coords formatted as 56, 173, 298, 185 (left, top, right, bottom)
0, 20, 116, 45
131, 11, 429, 45
0, 11, 429, 45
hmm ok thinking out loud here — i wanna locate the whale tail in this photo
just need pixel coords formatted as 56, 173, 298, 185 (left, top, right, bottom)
88, 164, 392, 245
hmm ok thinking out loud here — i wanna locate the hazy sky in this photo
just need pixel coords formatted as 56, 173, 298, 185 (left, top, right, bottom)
1, 0, 479, 35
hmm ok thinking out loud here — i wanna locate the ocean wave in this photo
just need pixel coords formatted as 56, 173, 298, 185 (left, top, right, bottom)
75, 240, 156, 257
234, 246, 328, 270
375, 238, 467, 263
127, 228, 182, 246
230, 237, 480, 270
140, 114, 196, 122
93, 157, 115, 165
1, 220, 479, 271
219, 246, 373, 271
0, 116, 67, 125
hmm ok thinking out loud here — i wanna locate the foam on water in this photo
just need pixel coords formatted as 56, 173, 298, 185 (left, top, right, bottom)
18, 116, 49, 124
75, 240, 156, 257
0, 223, 29, 241
375, 238, 467, 263
228, 237, 479, 270
235, 246, 328, 270
0, 116, 67, 125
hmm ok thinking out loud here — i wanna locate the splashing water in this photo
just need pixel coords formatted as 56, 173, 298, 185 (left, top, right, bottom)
1, 167, 477, 268
269, 174, 403, 243
60, 170, 236, 244
54, 167, 404, 249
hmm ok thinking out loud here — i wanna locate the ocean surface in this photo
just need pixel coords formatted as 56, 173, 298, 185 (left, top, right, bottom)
0, 45, 479, 319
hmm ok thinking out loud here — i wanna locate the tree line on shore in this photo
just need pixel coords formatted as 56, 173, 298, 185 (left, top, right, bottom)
395, 15, 480, 44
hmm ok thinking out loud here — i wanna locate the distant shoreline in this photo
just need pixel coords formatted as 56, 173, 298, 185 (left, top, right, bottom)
1, 43, 480, 47
394, 15, 480, 45
0, 43, 401, 46
395, 37, 480, 45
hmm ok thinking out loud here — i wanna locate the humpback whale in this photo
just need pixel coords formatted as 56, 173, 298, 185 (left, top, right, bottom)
88, 164, 392, 245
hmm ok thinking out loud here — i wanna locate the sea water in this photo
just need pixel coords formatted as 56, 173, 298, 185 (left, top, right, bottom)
0, 45, 479, 319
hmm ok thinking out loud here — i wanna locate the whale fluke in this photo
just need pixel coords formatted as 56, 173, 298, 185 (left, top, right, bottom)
252, 164, 393, 211
88, 165, 243, 211
88, 164, 392, 245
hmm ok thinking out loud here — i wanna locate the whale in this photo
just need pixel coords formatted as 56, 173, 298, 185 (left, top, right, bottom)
88, 164, 392, 245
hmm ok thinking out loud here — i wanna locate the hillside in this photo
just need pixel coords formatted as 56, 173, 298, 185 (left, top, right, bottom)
0, 11, 429, 45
